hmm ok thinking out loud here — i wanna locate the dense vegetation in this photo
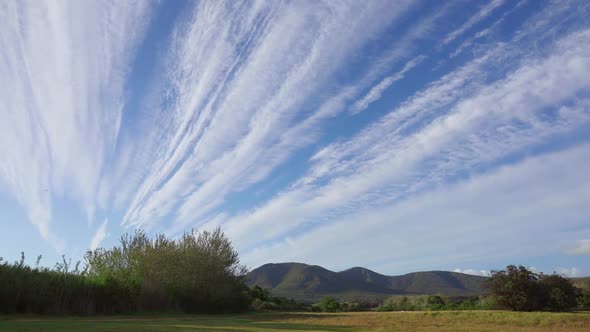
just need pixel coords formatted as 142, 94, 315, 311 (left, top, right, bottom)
376, 295, 494, 312
248, 286, 310, 311
0, 229, 250, 314
486, 265, 583, 311
315, 265, 590, 313
2, 238, 588, 317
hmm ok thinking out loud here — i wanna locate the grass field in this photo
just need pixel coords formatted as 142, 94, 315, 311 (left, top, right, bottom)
1, 311, 590, 332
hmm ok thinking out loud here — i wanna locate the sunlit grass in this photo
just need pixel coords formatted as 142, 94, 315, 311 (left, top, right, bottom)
1, 311, 590, 332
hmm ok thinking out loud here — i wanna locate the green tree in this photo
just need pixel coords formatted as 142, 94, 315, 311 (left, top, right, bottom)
83, 227, 250, 313
538, 274, 578, 311
248, 286, 270, 302
317, 296, 341, 312
485, 265, 542, 311
486, 265, 580, 312
426, 295, 445, 309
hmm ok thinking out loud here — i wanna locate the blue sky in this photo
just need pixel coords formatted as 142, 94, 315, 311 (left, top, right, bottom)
1, 0, 590, 277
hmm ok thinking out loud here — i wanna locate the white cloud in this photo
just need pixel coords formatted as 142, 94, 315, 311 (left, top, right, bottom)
569, 240, 590, 255
90, 219, 108, 251
118, 0, 418, 230
221, 28, 590, 253
351, 55, 427, 114
556, 267, 585, 278
0, 0, 153, 250
2, 0, 589, 272
453, 269, 491, 277
239, 144, 590, 273
442, 0, 506, 45
450, 0, 528, 58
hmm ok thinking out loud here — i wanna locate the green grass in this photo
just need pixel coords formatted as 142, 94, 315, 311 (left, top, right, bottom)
1, 311, 590, 332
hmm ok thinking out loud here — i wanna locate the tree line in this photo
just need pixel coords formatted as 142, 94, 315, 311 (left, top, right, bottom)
372, 265, 589, 312
1, 230, 588, 315
0, 228, 250, 314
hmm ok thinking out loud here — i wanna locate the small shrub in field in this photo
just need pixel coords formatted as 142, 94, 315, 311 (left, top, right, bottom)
317, 297, 341, 312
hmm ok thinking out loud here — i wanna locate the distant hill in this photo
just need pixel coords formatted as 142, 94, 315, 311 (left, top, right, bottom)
572, 277, 590, 292
246, 262, 487, 303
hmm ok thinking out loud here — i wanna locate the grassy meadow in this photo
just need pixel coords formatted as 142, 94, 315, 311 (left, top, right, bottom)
1, 311, 590, 332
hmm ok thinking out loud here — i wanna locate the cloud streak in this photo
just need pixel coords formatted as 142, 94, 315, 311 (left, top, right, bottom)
222, 25, 590, 255
1, 0, 589, 276
0, 0, 153, 249
90, 220, 108, 251
119, 0, 418, 231
239, 143, 590, 273
442, 0, 506, 45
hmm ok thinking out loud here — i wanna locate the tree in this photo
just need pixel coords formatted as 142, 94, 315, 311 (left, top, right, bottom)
485, 265, 542, 311
84, 228, 249, 313
317, 296, 341, 312
538, 274, 578, 311
248, 286, 270, 302
426, 295, 445, 308
486, 265, 580, 312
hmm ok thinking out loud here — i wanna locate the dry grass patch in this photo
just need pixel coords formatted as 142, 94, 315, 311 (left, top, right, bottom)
1, 311, 589, 331
266, 311, 590, 331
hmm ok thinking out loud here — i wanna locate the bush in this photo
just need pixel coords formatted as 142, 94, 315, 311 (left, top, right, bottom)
317, 297, 341, 312
538, 275, 578, 311
485, 265, 580, 312
0, 228, 250, 314
377, 295, 492, 311
577, 292, 590, 309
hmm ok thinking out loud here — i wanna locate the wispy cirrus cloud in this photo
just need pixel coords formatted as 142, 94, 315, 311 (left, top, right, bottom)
442, 0, 506, 45
90, 219, 108, 251
351, 55, 427, 114
118, 0, 420, 231
239, 144, 590, 273
0, 0, 153, 249
1, 0, 589, 276
221, 24, 590, 256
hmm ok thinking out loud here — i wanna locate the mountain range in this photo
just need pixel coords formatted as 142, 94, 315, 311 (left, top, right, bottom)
246, 262, 487, 303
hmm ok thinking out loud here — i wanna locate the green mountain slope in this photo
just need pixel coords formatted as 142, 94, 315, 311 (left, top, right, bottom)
246, 263, 487, 303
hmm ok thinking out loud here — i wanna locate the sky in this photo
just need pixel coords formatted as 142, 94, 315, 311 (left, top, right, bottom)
1, 0, 590, 278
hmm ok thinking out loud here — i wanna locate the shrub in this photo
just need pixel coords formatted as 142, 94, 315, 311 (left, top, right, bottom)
538, 274, 578, 311
377, 295, 491, 311
485, 265, 580, 312
317, 297, 341, 312
0, 228, 250, 314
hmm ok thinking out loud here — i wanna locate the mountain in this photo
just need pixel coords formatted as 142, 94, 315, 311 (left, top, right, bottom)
246, 262, 487, 303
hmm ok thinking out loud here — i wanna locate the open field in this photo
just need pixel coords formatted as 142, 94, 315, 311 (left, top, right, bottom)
1, 311, 590, 332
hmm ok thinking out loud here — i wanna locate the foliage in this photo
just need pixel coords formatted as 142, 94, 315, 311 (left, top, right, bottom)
485, 265, 580, 312
248, 286, 270, 302
577, 292, 590, 309
376, 295, 492, 311
538, 274, 579, 311
0, 228, 250, 314
317, 297, 341, 312
248, 287, 311, 311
